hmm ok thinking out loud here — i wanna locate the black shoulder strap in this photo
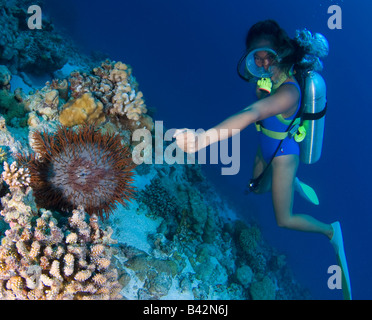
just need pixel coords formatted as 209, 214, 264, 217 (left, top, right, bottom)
301, 102, 327, 121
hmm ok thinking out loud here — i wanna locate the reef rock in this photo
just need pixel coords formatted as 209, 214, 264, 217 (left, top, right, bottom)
0, 1, 86, 75
0, 65, 11, 90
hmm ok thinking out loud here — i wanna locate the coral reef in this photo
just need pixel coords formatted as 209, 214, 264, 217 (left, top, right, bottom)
0, 65, 11, 90
0, 1, 313, 300
0, 62, 311, 301
25, 89, 59, 123
123, 248, 177, 300
17, 125, 136, 219
239, 224, 262, 254
236, 265, 254, 288
0, 147, 7, 163
0, 185, 122, 299
66, 60, 153, 132
110, 163, 312, 300
137, 178, 179, 219
0, 1, 90, 76
17, 58, 155, 136
0, 89, 27, 126
50, 79, 69, 101
0, 116, 30, 156
107, 61, 147, 121
249, 275, 276, 300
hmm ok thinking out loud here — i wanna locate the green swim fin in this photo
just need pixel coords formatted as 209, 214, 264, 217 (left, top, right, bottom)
330, 221, 352, 300
294, 178, 319, 205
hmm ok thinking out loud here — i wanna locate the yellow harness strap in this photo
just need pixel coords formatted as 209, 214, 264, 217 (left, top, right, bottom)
275, 114, 294, 126
255, 117, 302, 140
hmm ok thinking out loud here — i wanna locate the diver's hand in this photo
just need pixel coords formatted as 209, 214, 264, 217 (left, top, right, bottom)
173, 129, 200, 154
257, 77, 272, 93
256, 86, 270, 99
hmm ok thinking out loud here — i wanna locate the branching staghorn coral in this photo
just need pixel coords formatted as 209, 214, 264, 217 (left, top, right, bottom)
0, 182, 122, 300
1, 161, 30, 190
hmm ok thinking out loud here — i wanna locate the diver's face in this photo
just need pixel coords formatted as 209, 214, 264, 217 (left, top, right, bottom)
254, 50, 276, 71
250, 38, 277, 71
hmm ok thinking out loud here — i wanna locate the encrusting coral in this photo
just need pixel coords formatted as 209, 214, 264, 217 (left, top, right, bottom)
0, 180, 122, 300
59, 92, 106, 127
16, 125, 136, 219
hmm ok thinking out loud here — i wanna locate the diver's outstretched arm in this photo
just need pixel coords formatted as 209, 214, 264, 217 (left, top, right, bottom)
174, 83, 299, 153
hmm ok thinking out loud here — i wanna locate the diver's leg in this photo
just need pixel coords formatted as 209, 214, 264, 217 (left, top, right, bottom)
271, 154, 333, 239
252, 147, 272, 194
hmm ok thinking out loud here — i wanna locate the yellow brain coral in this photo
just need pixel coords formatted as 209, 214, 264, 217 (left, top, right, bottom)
59, 92, 106, 127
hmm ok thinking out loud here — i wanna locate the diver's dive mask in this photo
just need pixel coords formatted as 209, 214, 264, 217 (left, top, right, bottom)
237, 47, 280, 82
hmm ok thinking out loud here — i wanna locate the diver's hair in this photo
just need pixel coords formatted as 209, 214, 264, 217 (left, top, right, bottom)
245, 20, 329, 74
293, 29, 329, 72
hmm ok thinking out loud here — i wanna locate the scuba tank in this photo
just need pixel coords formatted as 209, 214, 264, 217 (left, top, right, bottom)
297, 70, 327, 164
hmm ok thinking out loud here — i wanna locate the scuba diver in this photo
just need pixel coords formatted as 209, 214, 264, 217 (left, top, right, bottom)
174, 20, 351, 299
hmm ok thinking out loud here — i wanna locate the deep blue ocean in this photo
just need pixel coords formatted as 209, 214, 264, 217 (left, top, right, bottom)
44, 0, 370, 300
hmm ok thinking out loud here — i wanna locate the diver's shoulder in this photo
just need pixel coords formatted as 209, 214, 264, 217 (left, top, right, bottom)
283, 77, 299, 86
278, 79, 300, 92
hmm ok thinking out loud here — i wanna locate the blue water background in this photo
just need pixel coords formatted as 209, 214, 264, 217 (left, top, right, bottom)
44, 0, 371, 299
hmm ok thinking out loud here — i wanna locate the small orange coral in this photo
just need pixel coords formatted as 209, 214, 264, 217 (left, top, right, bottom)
59, 92, 106, 127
